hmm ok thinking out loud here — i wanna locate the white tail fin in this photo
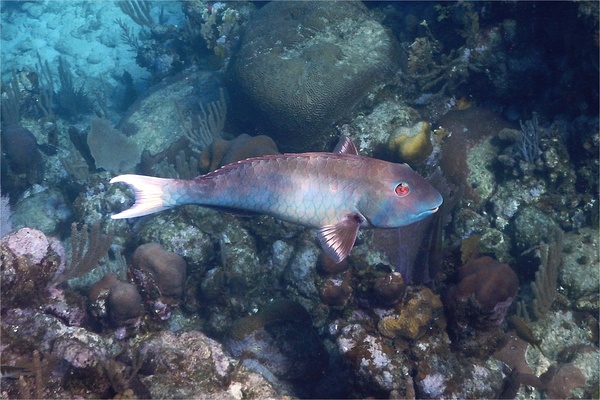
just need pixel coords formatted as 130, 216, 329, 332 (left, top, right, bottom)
110, 174, 174, 219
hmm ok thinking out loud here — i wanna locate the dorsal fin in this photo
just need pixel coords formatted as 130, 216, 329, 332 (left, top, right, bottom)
332, 136, 359, 155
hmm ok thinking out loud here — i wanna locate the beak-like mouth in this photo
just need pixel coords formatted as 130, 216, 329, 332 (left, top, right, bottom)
430, 206, 439, 213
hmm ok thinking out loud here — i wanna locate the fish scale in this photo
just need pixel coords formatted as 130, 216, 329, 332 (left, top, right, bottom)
111, 136, 442, 263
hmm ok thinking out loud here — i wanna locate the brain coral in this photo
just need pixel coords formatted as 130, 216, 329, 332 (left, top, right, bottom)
229, 1, 399, 151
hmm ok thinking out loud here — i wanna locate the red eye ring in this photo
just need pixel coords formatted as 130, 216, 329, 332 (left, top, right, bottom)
395, 182, 410, 197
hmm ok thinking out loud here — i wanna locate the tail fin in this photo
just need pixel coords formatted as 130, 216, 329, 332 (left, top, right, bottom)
110, 174, 174, 219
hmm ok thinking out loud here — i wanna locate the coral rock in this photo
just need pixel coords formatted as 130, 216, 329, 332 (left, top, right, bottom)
388, 121, 433, 164
377, 287, 444, 340
319, 271, 352, 307
447, 256, 518, 331
374, 272, 406, 305
131, 243, 187, 305
1, 228, 60, 308
88, 274, 144, 328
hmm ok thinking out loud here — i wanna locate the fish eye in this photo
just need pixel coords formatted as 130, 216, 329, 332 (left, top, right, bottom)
394, 182, 410, 197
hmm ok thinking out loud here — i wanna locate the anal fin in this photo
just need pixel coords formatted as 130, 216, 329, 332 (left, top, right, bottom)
317, 213, 364, 263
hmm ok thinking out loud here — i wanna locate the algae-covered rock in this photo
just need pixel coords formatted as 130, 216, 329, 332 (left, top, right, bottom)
1, 228, 61, 308
138, 210, 215, 274
139, 330, 282, 398
117, 69, 222, 158
560, 228, 599, 299
11, 186, 72, 235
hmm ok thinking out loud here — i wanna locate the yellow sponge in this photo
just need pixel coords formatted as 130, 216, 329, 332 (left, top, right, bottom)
388, 121, 433, 164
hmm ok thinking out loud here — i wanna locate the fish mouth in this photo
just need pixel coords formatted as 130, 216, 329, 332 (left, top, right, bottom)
430, 206, 439, 213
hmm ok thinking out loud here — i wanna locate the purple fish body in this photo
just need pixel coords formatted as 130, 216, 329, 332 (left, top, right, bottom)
111, 137, 442, 262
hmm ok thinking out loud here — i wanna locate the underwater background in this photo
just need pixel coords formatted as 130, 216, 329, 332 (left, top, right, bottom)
1, 1, 598, 398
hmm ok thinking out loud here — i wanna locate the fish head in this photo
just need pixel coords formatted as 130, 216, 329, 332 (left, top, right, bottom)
360, 162, 443, 228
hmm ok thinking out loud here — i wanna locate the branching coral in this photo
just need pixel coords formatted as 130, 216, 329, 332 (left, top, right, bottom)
518, 113, 542, 163
400, 24, 485, 102
180, 87, 227, 153
117, 0, 155, 28
55, 56, 90, 120
1, 71, 22, 126
516, 229, 563, 321
57, 222, 113, 284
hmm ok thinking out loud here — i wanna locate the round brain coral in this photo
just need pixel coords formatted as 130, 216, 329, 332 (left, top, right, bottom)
229, 1, 399, 151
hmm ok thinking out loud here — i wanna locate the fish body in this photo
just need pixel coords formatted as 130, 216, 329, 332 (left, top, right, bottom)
0, 365, 31, 380
111, 137, 442, 262
508, 315, 545, 355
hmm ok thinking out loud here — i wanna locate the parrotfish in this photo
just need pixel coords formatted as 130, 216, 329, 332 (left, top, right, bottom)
111, 137, 442, 263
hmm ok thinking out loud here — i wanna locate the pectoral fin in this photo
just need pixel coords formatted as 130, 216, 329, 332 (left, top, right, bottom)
317, 213, 364, 263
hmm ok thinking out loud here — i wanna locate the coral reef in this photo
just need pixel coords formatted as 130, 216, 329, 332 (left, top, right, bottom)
319, 270, 353, 308
334, 321, 411, 397
559, 228, 599, 300
373, 272, 407, 306
10, 186, 71, 235
183, 1, 252, 65
1, 228, 61, 308
438, 106, 513, 203
377, 286, 444, 340
0, 2, 597, 398
117, 69, 222, 164
139, 330, 279, 398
